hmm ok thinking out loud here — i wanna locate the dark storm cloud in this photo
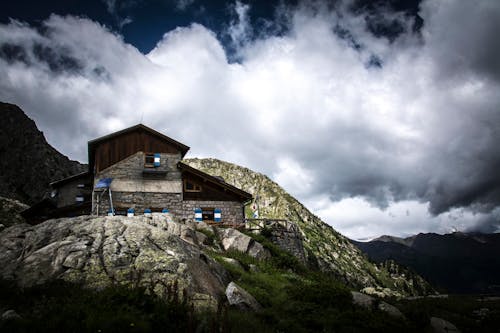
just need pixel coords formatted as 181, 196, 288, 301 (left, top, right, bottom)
1, 0, 500, 238
464, 207, 500, 234
421, 0, 500, 83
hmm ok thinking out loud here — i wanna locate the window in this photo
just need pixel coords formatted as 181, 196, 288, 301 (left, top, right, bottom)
145, 153, 161, 168
144, 153, 155, 168
184, 179, 202, 192
202, 208, 214, 221
75, 195, 85, 202
77, 184, 85, 188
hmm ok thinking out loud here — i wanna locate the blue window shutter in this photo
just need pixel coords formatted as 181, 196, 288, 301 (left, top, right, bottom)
162, 208, 169, 213
214, 208, 222, 222
194, 208, 202, 222
154, 153, 161, 167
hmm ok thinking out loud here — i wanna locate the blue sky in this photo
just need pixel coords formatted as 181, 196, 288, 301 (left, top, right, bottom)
2, 0, 286, 54
1, 0, 500, 239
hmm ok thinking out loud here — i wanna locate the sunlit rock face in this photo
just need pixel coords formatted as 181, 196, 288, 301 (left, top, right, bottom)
0, 214, 230, 308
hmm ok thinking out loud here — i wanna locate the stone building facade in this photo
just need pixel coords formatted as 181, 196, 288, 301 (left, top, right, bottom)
45, 124, 252, 225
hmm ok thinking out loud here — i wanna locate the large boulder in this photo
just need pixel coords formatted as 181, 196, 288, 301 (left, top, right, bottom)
225, 282, 262, 311
0, 196, 29, 228
218, 228, 270, 260
1, 309, 21, 321
351, 291, 404, 318
430, 317, 460, 333
0, 215, 230, 308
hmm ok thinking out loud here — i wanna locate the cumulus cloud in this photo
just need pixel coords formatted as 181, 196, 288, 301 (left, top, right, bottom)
226, 1, 252, 53
1, 0, 500, 239
174, 0, 196, 11
101, 0, 135, 28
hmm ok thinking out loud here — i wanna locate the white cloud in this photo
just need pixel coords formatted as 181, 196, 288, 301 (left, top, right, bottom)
1, 0, 500, 239
101, 0, 135, 28
227, 1, 252, 53
175, 0, 196, 11
274, 157, 314, 195
309, 196, 488, 240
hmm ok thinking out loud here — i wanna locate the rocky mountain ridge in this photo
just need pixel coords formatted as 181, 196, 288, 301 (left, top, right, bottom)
183, 158, 433, 297
0, 102, 86, 205
354, 232, 500, 294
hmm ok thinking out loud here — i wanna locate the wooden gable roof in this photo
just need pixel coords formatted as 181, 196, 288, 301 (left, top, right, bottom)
88, 124, 190, 173
178, 162, 253, 203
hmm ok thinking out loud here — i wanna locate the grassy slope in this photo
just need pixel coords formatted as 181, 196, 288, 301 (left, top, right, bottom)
184, 158, 432, 296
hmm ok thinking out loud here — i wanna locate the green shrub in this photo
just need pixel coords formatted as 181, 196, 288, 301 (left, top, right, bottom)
0, 279, 194, 333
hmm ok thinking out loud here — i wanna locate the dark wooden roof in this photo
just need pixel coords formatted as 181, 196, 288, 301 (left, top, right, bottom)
178, 162, 253, 203
88, 124, 190, 173
50, 171, 91, 187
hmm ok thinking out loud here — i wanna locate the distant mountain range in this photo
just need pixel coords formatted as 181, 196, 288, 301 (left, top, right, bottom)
353, 232, 500, 294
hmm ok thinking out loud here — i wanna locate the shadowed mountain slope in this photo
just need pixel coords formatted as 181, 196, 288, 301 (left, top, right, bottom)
0, 102, 86, 204
354, 232, 500, 294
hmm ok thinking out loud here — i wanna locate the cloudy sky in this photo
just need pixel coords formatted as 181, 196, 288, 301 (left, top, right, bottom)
1, 0, 500, 240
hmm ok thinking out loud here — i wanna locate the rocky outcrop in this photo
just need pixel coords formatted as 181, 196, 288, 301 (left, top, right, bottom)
1, 310, 21, 321
225, 282, 262, 311
430, 317, 460, 333
218, 228, 270, 260
0, 214, 230, 308
351, 291, 404, 318
0, 102, 86, 205
0, 196, 28, 228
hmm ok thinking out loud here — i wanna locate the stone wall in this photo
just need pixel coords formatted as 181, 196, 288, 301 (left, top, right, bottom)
93, 151, 183, 214
57, 178, 91, 208
181, 200, 244, 225
96, 192, 182, 214
96, 193, 245, 225
96, 152, 182, 181
270, 224, 307, 264
92, 151, 245, 225
246, 219, 307, 264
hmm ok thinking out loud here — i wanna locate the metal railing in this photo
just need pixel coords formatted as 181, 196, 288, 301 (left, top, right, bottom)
244, 218, 298, 232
